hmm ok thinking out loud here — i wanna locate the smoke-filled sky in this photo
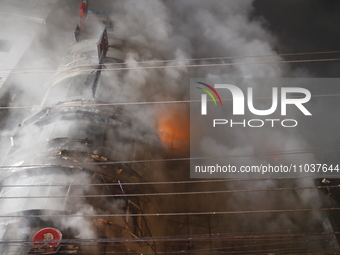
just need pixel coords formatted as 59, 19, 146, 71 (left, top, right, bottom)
1, 0, 340, 253
105, 0, 340, 247
101, 0, 340, 167
97, 0, 340, 241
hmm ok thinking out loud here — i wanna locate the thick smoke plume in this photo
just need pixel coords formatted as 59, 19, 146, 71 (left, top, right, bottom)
105, 0, 336, 246
0, 0, 338, 253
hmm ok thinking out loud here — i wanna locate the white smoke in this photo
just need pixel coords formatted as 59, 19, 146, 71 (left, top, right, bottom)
0, 0, 336, 253
104, 0, 333, 249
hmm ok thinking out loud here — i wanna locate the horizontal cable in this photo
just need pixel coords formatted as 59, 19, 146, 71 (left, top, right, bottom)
0, 175, 328, 188
1, 92, 340, 110
0, 148, 338, 170
0, 57, 340, 75
0, 208, 340, 218
1, 232, 337, 254
1, 49, 340, 73
2, 244, 337, 255
0, 185, 336, 199
1, 231, 338, 244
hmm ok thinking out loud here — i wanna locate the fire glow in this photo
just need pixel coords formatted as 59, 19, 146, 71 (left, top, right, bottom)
157, 106, 190, 155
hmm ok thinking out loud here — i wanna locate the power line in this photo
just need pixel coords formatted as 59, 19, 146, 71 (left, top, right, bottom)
2, 92, 340, 110
0, 148, 339, 170
1, 49, 340, 73
0, 185, 337, 199
0, 175, 327, 188
0, 57, 340, 75
0, 207, 340, 218
1, 231, 338, 244
2, 242, 337, 255
1, 230, 337, 253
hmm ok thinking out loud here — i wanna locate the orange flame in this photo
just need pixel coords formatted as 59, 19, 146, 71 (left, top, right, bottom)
157, 105, 190, 156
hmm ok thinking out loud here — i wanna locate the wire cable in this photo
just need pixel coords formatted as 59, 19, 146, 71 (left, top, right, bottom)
1, 49, 340, 73
0, 207, 340, 218
1, 231, 339, 244
0, 148, 339, 170
0, 175, 328, 188
0, 57, 340, 75
0, 185, 337, 199
2, 92, 340, 110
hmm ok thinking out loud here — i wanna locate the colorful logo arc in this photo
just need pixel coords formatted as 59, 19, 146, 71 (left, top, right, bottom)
196, 82, 223, 106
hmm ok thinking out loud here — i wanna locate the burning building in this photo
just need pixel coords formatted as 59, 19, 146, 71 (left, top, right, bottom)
1, 0, 340, 254
0, 1, 164, 254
